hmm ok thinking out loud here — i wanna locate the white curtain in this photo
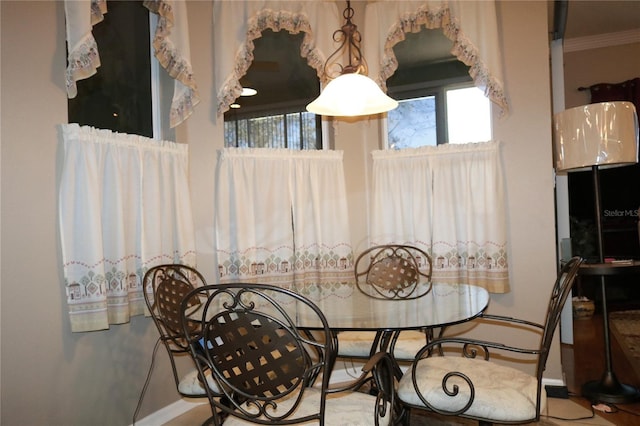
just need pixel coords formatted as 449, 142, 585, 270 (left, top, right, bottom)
364, 0, 509, 114
144, 0, 200, 127
64, 0, 198, 128
371, 141, 509, 293
64, 0, 106, 98
213, 0, 341, 115
214, 148, 354, 303
59, 124, 196, 332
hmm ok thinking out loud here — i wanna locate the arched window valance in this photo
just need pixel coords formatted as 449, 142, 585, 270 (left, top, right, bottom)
213, 1, 342, 115
364, 0, 509, 114
216, 0, 508, 117
64, 0, 199, 128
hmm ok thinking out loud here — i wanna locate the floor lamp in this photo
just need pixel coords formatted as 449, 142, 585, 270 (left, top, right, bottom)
554, 101, 639, 403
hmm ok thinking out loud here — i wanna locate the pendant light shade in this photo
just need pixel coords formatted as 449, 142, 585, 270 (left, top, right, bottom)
306, 73, 398, 117
305, 1, 397, 117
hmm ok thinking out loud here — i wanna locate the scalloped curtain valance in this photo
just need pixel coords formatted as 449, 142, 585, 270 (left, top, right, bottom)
212, 0, 342, 115
64, 1, 509, 126
363, 0, 508, 115
64, 0, 199, 128
214, 0, 509, 116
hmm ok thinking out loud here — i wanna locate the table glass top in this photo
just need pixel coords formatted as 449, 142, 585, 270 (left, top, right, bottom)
297, 283, 490, 331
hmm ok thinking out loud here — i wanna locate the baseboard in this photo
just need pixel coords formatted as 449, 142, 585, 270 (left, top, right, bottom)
132, 398, 206, 426
542, 377, 565, 387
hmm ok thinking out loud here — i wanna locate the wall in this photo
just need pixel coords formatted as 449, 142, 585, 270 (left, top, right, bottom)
479, 0, 560, 375
560, 41, 640, 311
1, 2, 189, 425
563, 42, 640, 109
0, 1, 558, 424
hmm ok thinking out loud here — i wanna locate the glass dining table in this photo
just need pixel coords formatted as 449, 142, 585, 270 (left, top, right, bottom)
296, 282, 490, 331
294, 282, 491, 375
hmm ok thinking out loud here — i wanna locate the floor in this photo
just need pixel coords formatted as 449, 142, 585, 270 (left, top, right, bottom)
161, 313, 640, 425
163, 398, 614, 426
561, 313, 640, 426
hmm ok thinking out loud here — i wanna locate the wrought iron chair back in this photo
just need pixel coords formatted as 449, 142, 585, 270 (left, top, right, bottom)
181, 283, 397, 425
135, 264, 211, 425
397, 256, 584, 425
355, 244, 433, 300
340, 245, 434, 371
144, 264, 207, 350
142, 264, 208, 394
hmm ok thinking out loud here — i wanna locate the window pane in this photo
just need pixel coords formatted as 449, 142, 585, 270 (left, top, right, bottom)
68, 1, 152, 137
222, 30, 322, 150
301, 112, 320, 150
446, 87, 491, 144
246, 116, 280, 148
225, 112, 321, 150
387, 96, 437, 149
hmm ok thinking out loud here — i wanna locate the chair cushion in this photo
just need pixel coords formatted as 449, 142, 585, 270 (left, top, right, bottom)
337, 331, 378, 357
222, 387, 391, 426
178, 368, 220, 396
388, 331, 427, 359
398, 356, 545, 422
338, 330, 426, 360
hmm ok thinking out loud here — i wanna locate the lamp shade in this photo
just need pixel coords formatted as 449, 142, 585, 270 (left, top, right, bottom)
306, 73, 398, 117
553, 101, 638, 171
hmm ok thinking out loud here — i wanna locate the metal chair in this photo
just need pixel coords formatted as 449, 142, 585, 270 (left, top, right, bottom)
141, 264, 216, 398
397, 256, 584, 425
355, 244, 433, 300
338, 244, 434, 362
180, 283, 398, 425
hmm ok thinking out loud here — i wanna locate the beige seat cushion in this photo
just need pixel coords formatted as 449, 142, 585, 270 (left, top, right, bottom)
178, 368, 221, 396
338, 330, 426, 359
398, 356, 545, 422
222, 387, 391, 425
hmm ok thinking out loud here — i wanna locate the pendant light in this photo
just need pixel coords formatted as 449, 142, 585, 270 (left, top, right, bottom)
306, 1, 397, 117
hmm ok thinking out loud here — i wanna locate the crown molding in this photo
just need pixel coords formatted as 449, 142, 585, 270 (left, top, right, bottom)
564, 28, 640, 52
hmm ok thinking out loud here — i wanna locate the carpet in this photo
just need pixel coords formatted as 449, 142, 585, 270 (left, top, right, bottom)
610, 309, 640, 379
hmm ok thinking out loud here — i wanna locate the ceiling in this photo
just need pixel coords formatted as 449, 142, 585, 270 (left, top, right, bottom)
227, 1, 640, 117
553, 0, 640, 39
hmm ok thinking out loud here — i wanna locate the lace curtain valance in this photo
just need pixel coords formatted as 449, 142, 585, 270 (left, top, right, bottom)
363, 0, 508, 114
65, 1, 509, 122
214, 0, 508, 116
64, 0, 199, 128
213, 1, 342, 115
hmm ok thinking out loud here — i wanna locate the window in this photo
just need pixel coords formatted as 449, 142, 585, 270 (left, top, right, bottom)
223, 30, 323, 149
67, 1, 174, 140
446, 86, 491, 144
224, 112, 321, 149
387, 84, 491, 149
385, 29, 492, 149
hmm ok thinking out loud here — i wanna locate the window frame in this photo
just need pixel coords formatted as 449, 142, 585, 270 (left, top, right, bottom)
67, 3, 174, 141
223, 111, 323, 150
385, 76, 488, 148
